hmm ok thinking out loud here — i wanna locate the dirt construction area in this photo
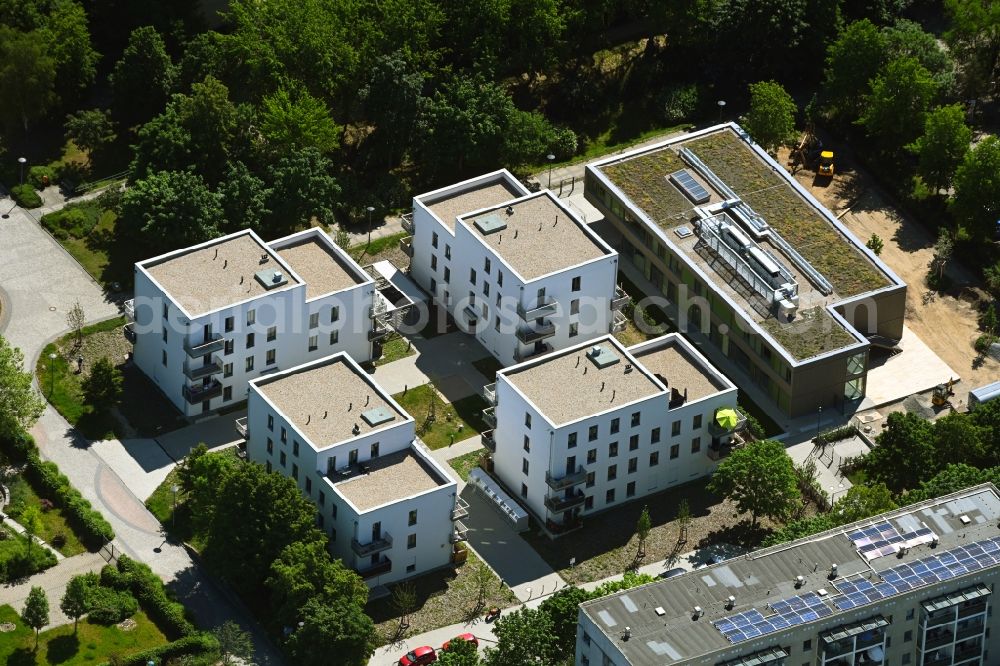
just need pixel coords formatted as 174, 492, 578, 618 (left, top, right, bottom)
780, 147, 1000, 397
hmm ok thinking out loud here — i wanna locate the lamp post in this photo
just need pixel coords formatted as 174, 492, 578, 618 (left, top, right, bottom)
717, 100, 726, 123
546, 153, 555, 189
366, 205, 375, 247
48, 353, 56, 396
18, 157, 26, 186
171, 484, 179, 527
815, 405, 823, 442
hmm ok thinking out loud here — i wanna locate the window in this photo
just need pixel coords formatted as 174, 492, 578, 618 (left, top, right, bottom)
523, 436, 530, 452
584, 496, 594, 510
445, 244, 451, 260
223, 386, 232, 401
484, 257, 491, 273
224, 339, 234, 355
316, 513, 323, 527
494, 316, 500, 332
571, 276, 581, 292
430, 278, 436, 293
305, 478, 312, 493
432, 232, 438, 248
906, 609, 915, 620
587, 449, 597, 464
406, 564, 416, 573
266, 438, 273, 454
568, 432, 577, 448
483, 281, 490, 296
671, 420, 681, 436
292, 440, 299, 456
629, 434, 639, 451
802, 640, 811, 651
570, 299, 580, 315
902, 655, 910, 665
267, 415, 274, 430
245, 356, 254, 372
281, 427, 287, 443
444, 267, 450, 283
609, 442, 618, 457
524, 412, 532, 428
329, 330, 339, 345
651, 427, 661, 444
266, 349, 276, 365
223, 362, 233, 378
904, 630, 912, 643
693, 414, 703, 429
583, 632, 591, 646
246, 309, 256, 325
430, 254, 438, 271
628, 457, 637, 473
650, 451, 659, 466
497, 270, 503, 287
162, 303, 168, 319
469, 268, 476, 285
332, 504, 337, 519
606, 488, 615, 503
291, 464, 298, 480
310, 312, 321, 329
631, 411, 641, 427
266, 461, 271, 473
318, 491, 325, 506
330, 306, 340, 323
670, 444, 679, 459
607, 465, 617, 481
589, 425, 598, 441
520, 483, 528, 498
162, 329, 168, 343
626, 481, 635, 497
610, 418, 620, 434
161, 350, 167, 367
586, 472, 595, 488
266, 326, 276, 342
246, 332, 255, 348
224, 316, 234, 332
407, 534, 416, 549
279, 451, 286, 466
691, 437, 701, 454
522, 458, 529, 475
569, 322, 579, 338
371, 442, 379, 458
409, 510, 418, 526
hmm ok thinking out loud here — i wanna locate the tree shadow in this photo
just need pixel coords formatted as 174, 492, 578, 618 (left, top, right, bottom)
46, 633, 81, 664
7, 647, 37, 666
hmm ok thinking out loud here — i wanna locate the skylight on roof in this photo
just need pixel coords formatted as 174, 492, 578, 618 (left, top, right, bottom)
669, 169, 710, 204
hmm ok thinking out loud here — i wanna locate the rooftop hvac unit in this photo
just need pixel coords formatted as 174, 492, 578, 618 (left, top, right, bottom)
829, 563, 838, 579
722, 223, 752, 252
693, 606, 704, 619
795, 575, 805, 588
778, 299, 798, 322
725, 596, 736, 610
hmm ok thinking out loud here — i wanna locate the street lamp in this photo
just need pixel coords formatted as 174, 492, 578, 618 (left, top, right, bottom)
171, 484, 179, 527
48, 353, 56, 396
546, 153, 555, 189
366, 206, 375, 247
717, 100, 726, 123
815, 405, 823, 442
18, 157, 26, 186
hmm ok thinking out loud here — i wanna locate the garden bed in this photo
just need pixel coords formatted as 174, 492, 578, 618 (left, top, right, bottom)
374, 335, 416, 367
447, 450, 486, 482
391, 385, 489, 450
4, 475, 86, 557
0, 525, 57, 581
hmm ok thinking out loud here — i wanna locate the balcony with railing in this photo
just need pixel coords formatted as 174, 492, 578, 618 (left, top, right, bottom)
546, 466, 587, 491
922, 630, 955, 651
123, 299, 135, 322
953, 644, 984, 664
544, 490, 586, 513
516, 321, 556, 344
351, 532, 393, 557
183, 357, 222, 381
184, 334, 225, 358
369, 322, 390, 341
958, 600, 988, 618
483, 383, 496, 405
399, 236, 413, 257
923, 612, 955, 629
452, 497, 470, 521
517, 297, 557, 320
515, 342, 553, 363
234, 417, 248, 439
611, 285, 630, 311
182, 379, 223, 404
611, 310, 627, 333
482, 407, 496, 428
401, 213, 414, 233
356, 557, 392, 579
482, 429, 496, 452
707, 441, 736, 461
450, 520, 469, 543
123, 322, 136, 343
709, 412, 748, 437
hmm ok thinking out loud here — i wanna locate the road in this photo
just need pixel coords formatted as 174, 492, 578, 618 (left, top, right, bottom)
0, 194, 284, 664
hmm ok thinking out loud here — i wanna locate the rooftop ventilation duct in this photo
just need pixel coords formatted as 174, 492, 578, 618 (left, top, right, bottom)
829, 563, 838, 579
795, 575, 805, 588
693, 606, 704, 620
725, 596, 736, 610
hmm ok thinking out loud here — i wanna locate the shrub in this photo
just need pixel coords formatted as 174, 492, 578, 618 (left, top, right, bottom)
0, 537, 58, 581
41, 202, 101, 240
115, 555, 196, 638
22, 450, 115, 549
657, 83, 701, 124
11, 184, 42, 208
87, 585, 139, 624
97, 632, 219, 666
28, 165, 56, 189
816, 425, 858, 445
975, 334, 996, 354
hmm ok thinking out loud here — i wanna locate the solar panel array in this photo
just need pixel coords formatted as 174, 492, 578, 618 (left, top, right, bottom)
669, 170, 710, 204
847, 522, 936, 561
713, 535, 1000, 644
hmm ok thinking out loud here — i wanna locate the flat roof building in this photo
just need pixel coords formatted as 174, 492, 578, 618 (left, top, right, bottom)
246, 353, 465, 585
484, 333, 739, 535
585, 123, 907, 419
578, 483, 1000, 666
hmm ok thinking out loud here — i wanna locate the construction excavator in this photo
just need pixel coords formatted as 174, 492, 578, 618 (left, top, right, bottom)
932, 379, 955, 407
789, 130, 834, 177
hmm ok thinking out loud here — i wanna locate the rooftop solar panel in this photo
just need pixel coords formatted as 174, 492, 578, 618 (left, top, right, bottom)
668, 170, 710, 204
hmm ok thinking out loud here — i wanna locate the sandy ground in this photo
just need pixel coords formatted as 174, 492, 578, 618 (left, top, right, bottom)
779, 147, 1000, 396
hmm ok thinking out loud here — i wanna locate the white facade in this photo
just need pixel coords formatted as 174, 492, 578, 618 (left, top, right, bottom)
408, 171, 626, 366
128, 229, 382, 418
246, 353, 463, 586
487, 334, 738, 533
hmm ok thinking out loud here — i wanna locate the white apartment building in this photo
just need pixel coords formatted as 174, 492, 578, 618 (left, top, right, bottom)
245, 353, 466, 585
405, 170, 629, 365
483, 333, 739, 535
578, 483, 1000, 666
127, 228, 390, 418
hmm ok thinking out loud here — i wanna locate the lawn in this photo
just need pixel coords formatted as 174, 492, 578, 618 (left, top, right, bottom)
391, 385, 490, 450
447, 450, 486, 483
36, 316, 184, 440
39, 201, 133, 291
374, 335, 416, 367
367, 549, 516, 646
0, 605, 168, 666
4, 476, 86, 557
348, 231, 409, 266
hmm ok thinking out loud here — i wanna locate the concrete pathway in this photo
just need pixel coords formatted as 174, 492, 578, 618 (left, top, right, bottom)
370, 331, 492, 399
0, 196, 284, 664
0, 552, 106, 628
336, 215, 405, 247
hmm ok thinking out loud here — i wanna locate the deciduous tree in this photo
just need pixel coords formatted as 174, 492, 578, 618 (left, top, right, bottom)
823, 19, 887, 119
60, 574, 90, 634
285, 597, 377, 666
64, 109, 117, 157
22, 586, 48, 649
707, 439, 800, 528
110, 26, 174, 127
906, 104, 971, 194
41, 0, 99, 106
831, 483, 897, 523
438, 636, 482, 665
743, 80, 797, 153
858, 57, 938, 152
118, 171, 222, 253
82, 357, 123, 414
484, 607, 558, 666
260, 86, 341, 155
66, 301, 85, 346
944, 0, 1000, 97
635, 505, 651, 557
264, 148, 340, 233
951, 136, 1000, 241
0, 335, 45, 440
0, 26, 57, 134
866, 234, 884, 256
865, 411, 937, 493
538, 586, 593, 659
213, 620, 254, 666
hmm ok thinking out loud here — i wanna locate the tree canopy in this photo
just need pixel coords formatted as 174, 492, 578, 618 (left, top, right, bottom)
0, 335, 45, 440
951, 136, 1000, 241
707, 439, 800, 527
743, 80, 797, 153
907, 104, 972, 194
285, 596, 377, 666
118, 170, 222, 254
858, 57, 938, 151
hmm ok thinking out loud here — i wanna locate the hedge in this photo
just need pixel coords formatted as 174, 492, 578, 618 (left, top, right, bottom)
28, 165, 56, 189
24, 451, 115, 549
113, 555, 197, 638
10, 184, 42, 208
86, 585, 139, 625
96, 632, 219, 666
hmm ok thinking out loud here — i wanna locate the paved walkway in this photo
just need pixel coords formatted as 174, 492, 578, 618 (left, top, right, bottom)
0, 552, 106, 628
370, 331, 492, 399
0, 196, 284, 663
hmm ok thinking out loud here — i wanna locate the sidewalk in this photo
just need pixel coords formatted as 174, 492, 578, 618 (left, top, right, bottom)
0, 552, 106, 628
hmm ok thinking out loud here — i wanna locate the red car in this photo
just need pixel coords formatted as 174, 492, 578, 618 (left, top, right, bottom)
398, 645, 436, 666
441, 633, 479, 651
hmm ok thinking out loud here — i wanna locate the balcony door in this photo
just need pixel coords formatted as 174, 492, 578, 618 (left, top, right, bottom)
372, 522, 381, 541
203, 323, 212, 341
565, 456, 576, 475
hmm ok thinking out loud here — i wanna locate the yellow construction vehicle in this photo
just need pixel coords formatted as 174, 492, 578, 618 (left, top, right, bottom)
817, 151, 835, 177
932, 379, 955, 407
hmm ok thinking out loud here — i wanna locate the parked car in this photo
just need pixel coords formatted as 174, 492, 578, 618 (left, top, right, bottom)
442, 633, 479, 651
657, 567, 687, 579
399, 646, 437, 666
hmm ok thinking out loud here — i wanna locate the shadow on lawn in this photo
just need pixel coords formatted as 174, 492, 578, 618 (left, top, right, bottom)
45, 633, 80, 664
